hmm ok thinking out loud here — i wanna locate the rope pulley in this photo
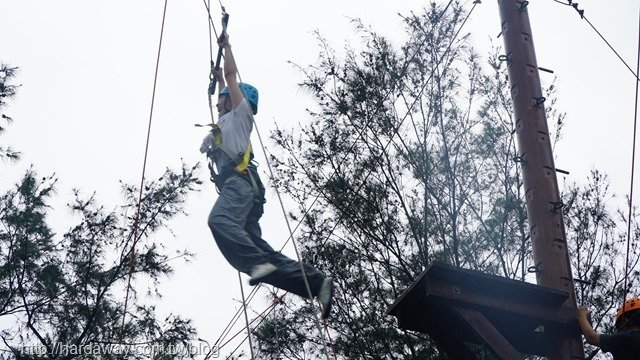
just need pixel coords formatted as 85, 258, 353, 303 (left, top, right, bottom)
208, 7, 229, 97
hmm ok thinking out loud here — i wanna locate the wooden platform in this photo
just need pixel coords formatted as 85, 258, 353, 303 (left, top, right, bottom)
387, 262, 581, 359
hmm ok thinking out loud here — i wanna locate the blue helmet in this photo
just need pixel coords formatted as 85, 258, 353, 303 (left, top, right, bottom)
220, 83, 259, 114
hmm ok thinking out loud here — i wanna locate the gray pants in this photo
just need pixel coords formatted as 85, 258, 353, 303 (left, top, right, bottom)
208, 171, 326, 298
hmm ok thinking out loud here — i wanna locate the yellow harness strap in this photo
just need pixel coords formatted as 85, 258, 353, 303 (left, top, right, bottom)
205, 123, 259, 195
236, 143, 251, 173
210, 124, 252, 173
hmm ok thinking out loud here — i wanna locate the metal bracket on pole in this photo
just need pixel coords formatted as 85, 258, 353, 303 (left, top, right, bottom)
532, 96, 546, 109
498, 53, 513, 64
517, 1, 529, 12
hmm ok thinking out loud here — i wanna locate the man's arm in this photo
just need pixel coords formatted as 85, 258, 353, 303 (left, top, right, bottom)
578, 306, 601, 346
218, 35, 244, 110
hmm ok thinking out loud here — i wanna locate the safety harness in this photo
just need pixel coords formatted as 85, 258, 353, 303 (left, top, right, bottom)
204, 123, 260, 196
211, 124, 251, 168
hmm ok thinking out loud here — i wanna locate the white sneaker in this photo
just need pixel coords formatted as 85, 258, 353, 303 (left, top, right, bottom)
318, 277, 334, 319
249, 263, 277, 285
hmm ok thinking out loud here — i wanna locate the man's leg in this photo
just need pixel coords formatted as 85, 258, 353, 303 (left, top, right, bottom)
263, 251, 327, 299
208, 175, 268, 274
244, 170, 334, 318
244, 188, 326, 298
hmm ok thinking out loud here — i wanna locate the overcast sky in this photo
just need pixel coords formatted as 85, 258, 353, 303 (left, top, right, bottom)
1, 0, 639, 357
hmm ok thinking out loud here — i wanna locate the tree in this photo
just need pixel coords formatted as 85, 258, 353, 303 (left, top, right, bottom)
0, 64, 20, 161
0, 63, 203, 359
250, 1, 638, 359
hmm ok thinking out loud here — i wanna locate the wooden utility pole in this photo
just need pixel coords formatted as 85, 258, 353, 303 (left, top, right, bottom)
497, 0, 584, 358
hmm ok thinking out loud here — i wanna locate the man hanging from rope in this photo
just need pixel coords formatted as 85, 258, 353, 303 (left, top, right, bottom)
199, 33, 334, 319
577, 298, 640, 359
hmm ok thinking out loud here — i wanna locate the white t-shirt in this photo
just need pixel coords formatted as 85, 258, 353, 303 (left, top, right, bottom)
200, 98, 254, 168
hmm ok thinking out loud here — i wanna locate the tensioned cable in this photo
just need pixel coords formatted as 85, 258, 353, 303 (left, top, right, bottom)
224, 308, 275, 358
623, 2, 640, 313
207, 0, 214, 61
201, 1, 263, 354
237, 273, 255, 359
225, 293, 327, 359
248, 93, 334, 360
218, 293, 285, 351
202, 0, 220, 38
553, 0, 640, 316
199, 2, 332, 359
200, 2, 262, 351
583, 18, 640, 82
212, 283, 261, 348
203, 293, 286, 360
552, 0, 640, 82
553, 0, 640, 307
119, 0, 169, 342
201, 2, 266, 357
208, 0, 465, 352
199, 2, 287, 357
206, 0, 215, 123
318, 297, 339, 360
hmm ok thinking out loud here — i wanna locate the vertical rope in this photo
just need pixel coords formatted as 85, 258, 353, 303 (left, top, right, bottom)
207, 0, 214, 59
200, 0, 332, 355
318, 299, 338, 359
250, 119, 333, 360
238, 272, 255, 359
119, 0, 169, 342
273, 295, 283, 358
199, 2, 314, 358
624, 1, 640, 309
206, 0, 216, 123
